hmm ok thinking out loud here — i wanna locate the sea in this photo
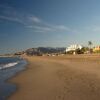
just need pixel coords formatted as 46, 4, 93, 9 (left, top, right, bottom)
0, 57, 27, 100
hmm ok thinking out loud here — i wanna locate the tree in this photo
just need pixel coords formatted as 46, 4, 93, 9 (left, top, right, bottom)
81, 47, 89, 54
88, 41, 92, 49
88, 41, 93, 53
75, 48, 82, 54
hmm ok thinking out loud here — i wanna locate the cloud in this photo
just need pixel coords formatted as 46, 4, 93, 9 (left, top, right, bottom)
55, 25, 70, 30
33, 30, 46, 33
27, 25, 53, 32
0, 4, 27, 25
33, 26, 52, 31
52, 25, 71, 32
0, 15, 26, 25
28, 16, 41, 23
3, 6, 40, 26
0, 4, 77, 34
27, 24, 76, 33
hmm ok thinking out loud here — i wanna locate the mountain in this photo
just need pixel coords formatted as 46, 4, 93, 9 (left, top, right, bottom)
25, 47, 66, 56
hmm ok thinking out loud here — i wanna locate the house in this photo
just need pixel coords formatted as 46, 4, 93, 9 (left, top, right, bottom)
93, 46, 100, 52
66, 44, 82, 52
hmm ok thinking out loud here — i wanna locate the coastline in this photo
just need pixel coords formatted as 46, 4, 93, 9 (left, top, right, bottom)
6, 56, 28, 93
8, 55, 100, 100
0, 56, 28, 100
6, 56, 29, 84
6, 64, 28, 99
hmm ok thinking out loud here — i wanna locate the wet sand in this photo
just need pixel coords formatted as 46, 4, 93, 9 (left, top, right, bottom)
8, 55, 100, 100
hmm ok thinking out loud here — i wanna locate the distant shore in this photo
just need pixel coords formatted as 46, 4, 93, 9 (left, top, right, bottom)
8, 55, 100, 100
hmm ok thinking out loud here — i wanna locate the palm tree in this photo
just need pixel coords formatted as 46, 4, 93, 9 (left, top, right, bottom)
88, 41, 92, 48
88, 41, 93, 53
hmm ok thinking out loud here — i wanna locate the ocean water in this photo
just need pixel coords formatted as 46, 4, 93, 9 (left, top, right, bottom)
0, 57, 27, 100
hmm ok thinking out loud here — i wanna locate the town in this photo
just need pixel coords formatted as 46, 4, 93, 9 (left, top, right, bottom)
12, 41, 100, 56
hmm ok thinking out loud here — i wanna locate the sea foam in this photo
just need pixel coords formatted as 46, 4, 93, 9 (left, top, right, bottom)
0, 62, 18, 70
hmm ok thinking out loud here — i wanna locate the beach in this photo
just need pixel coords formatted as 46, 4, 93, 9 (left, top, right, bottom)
8, 55, 100, 100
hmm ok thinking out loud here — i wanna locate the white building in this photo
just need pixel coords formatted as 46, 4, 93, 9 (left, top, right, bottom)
66, 44, 82, 52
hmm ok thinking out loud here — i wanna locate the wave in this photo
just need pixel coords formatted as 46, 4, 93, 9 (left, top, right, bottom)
0, 62, 18, 70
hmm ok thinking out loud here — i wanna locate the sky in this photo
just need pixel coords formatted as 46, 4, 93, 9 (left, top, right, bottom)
0, 0, 100, 54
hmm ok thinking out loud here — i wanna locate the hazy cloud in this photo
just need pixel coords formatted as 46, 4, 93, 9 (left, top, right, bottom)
28, 16, 41, 23
0, 15, 26, 25
0, 4, 77, 33
33, 26, 52, 31
27, 24, 76, 33
54, 25, 70, 31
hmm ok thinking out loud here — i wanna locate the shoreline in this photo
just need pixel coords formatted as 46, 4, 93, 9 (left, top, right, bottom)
6, 56, 28, 97
6, 64, 28, 99
7, 55, 100, 100
6, 55, 32, 99
0, 56, 28, 100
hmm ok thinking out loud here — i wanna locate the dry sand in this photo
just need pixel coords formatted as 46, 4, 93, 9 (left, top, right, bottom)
8, 55, 100, 100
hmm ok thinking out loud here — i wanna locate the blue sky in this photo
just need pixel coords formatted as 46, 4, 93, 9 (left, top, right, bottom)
0, 0, 100, 54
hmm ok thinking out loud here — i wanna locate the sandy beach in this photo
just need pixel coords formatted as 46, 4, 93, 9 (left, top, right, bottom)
8, 55, 100, 100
